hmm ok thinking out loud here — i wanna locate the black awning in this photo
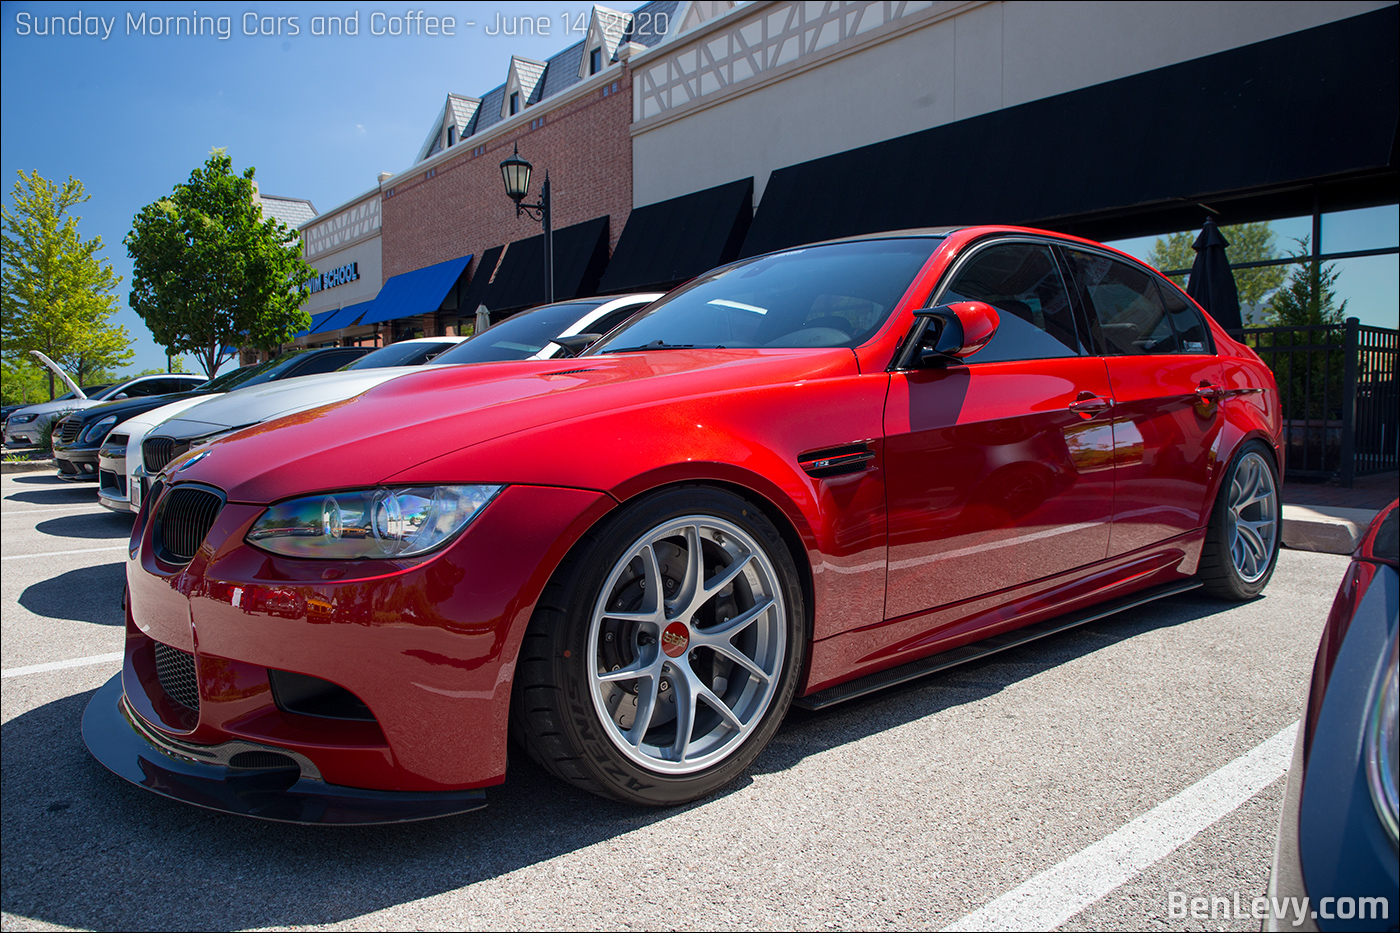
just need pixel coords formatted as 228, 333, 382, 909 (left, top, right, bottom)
741, 5, 1399, 256
483, 216, 611, 315
597, 178, 753, 293
459, 245, 503, 316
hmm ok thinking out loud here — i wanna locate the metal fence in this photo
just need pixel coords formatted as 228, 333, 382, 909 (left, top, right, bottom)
1243, 318, 1399, 485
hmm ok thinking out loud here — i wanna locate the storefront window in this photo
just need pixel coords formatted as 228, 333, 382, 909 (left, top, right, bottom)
1105, 206, 1398, 330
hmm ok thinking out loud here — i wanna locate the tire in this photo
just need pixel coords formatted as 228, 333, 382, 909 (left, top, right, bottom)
511, 486, 805, 805
1198, 440, 1281, 600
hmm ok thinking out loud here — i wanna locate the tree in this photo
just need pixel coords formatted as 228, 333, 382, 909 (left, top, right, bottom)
125, 150, 313, 378
1, 170, 134, 399
1148, 222, 1287, 326
1268, 237, 1348, 326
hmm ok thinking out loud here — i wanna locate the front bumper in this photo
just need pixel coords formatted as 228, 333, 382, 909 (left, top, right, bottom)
82, 673, 486, 823
110, 479, 616, 816
97, 449, 131, 512
54, 446, 99, 481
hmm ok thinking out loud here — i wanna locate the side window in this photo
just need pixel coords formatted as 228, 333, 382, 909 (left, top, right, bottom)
125, 380, 159, 396
1158, 281, 1212, 354
590, 304, 645, 337
1064, 250, 1178, 355
937, 242, 1083, 363
298, 352, 359, 376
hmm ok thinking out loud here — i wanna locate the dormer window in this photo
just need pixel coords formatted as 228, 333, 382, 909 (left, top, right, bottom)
447, 126, 456, 146
509, 91, 520, 115
578, 6, 628, 80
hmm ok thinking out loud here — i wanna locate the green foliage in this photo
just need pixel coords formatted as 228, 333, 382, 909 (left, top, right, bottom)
1267, 237, 1348, 326
1, 170, 134, 399
1244, 238, 1352, 425
125, 150, 313, 378
1, 357, 47, 405
1147, 222, 1288, 326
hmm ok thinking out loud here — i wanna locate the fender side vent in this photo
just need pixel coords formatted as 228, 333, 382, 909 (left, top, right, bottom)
543, 368, 599, 376
799, 442, 875, 478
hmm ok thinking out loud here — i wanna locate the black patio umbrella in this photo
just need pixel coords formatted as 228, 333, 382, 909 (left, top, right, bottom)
1186, 218, 1244, 338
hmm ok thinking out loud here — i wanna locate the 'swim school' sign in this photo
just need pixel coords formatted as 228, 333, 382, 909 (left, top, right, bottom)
308, 262, 359, 294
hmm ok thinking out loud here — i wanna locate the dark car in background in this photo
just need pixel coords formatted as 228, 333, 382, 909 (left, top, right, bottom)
4, 376, 196, 449
1268, 501, 1398, 931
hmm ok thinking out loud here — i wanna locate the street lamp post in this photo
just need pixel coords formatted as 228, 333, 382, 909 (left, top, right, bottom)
499, 143, 553, 304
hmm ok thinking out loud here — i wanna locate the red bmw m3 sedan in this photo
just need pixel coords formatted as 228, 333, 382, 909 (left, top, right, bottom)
86, 226, 1283, 822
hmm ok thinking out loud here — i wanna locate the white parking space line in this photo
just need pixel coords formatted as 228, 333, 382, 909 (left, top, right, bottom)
1, 544, 127, 562
2, 651, 124, 679
943, 722, 1298, 932
1, 504, 103, 514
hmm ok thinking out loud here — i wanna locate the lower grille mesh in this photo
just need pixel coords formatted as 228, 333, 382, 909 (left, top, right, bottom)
153, 642, 200, 711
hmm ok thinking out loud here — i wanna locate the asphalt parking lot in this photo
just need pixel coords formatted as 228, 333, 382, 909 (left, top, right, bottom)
1, 470, 1350, 932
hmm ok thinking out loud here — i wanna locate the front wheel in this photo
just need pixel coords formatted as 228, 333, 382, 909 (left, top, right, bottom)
1198, 440, 1280, 600
512, 487, 805, 805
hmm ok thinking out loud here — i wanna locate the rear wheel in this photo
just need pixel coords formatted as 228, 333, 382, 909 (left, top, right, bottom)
512, 487, 804, 805
1198, 441, 1280, 600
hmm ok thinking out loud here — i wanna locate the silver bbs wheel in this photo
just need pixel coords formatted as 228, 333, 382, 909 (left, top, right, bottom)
587, 515, 786, 774
1227, 450, 1278, 583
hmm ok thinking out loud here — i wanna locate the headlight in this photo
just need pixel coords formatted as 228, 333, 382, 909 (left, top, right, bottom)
246, 485, 504, 559
1367, 626, 1398, 844
80, 415, 119, 444
10, 413, 38, 424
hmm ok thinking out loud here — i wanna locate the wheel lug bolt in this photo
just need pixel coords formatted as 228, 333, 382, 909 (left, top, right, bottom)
605, 632, 614, 642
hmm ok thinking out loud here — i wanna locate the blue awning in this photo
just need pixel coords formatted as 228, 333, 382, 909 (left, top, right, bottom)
358, 254, 472, 326
311, 300, 374, 334
293, 308, 339, 338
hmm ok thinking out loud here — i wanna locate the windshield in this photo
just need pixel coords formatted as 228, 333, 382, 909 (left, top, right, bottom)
221, 351, 310, 390
432, 301, 606, 365
344, 341, 459, 370
591, 238, 942, 353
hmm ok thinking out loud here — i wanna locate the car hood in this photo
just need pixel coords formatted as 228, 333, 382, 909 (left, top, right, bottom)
175, 349, 858, 503
152, 366, 422, 440
8, 399, 99, 419
69, 391, 207, 423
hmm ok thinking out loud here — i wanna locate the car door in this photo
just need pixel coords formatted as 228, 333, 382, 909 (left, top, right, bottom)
1059, 247, 1226, 557
883, 239, 1115, 620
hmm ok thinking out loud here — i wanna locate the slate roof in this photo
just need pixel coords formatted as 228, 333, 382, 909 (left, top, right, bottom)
417, 0, 679, 162
259, 195, 317, 227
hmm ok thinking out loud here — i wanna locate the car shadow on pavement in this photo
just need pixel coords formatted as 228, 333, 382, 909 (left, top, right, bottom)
755, 592, 1231, 776
6, 474, 62, 485
0, 687, 713, 931
34, 511, 133, 539
18, 563, 126, 626
0, 592, 1229, 931
3, 487, 101, 506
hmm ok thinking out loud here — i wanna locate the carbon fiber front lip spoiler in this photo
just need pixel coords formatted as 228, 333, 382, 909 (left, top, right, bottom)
82, 673, 487, 824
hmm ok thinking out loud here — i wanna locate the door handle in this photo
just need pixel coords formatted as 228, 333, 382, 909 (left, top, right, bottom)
1068, 393, 1113, 417
1196, 382, 1225, 402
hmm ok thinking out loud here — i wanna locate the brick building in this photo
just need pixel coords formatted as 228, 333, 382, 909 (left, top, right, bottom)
295, 2, 679, 352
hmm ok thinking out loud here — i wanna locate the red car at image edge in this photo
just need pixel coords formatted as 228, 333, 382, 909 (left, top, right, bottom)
84, 225, 1284, 822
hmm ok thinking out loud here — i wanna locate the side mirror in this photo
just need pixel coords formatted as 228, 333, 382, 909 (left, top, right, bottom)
909, 301, 1000, 367
112, 392, 130, 400
553, 333, 603, 358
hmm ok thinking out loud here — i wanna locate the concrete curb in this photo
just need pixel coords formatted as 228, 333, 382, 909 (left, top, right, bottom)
1281, 504, 1378, 555
1, 459, 55, 474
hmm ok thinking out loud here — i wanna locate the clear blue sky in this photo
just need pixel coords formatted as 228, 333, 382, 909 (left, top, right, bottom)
1, 1, 596, 374
4, 2, 1395, 379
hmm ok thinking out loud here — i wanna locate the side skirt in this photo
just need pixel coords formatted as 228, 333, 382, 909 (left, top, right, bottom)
793, 579, 1200, 710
